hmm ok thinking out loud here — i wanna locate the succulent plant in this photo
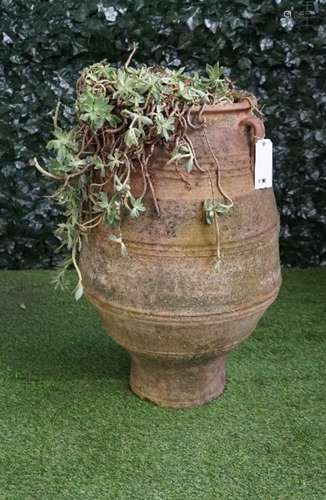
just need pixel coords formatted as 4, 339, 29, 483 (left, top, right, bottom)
34, 51, 256, 299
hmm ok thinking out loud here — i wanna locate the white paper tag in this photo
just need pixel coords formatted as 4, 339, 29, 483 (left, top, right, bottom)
255, 138, 273, 189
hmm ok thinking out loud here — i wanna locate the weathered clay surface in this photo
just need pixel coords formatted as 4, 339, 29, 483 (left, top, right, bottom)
80, 101, 281, 408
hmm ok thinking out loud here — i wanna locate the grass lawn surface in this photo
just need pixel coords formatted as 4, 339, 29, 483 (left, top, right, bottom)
0, 269, 325, 499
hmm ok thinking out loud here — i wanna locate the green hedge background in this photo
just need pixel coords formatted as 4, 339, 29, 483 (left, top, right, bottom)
1, 0, 325, 269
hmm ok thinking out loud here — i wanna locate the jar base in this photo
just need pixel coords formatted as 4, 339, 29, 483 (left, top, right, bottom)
129, 352, 226, 409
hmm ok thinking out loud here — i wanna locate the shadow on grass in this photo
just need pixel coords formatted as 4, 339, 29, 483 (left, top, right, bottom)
1, 309, 130, 383
2, 339, 130, 383
0, 271, 131, 383
5, 340, 130, 383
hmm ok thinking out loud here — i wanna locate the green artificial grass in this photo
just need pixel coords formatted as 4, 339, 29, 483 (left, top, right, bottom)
0, 269, 325, 500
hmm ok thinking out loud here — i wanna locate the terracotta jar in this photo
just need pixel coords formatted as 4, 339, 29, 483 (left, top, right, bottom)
80, 100, 281, 408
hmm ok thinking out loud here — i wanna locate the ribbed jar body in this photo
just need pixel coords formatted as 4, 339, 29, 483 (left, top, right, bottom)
80, 101, 281, 408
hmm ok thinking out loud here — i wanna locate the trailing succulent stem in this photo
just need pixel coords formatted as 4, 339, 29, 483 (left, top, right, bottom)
34, 52, 257, 299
